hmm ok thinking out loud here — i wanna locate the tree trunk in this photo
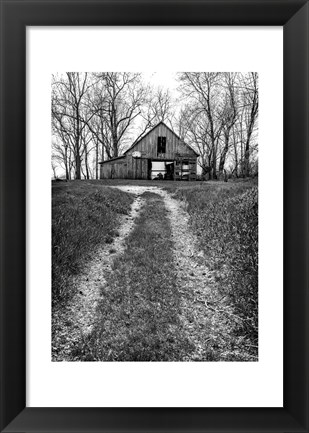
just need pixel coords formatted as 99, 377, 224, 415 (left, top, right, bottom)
75, 152, 81, 180
68, 148, 72, 180
85, 151, 90, 179
65, 164, 69, 181
206, 155, 212, 180
212, 147, 217, 180
218, 133, 229, 177
232, 129, 238, 178
64, 146, 69, 180
112, 133, 118, 157
75, 111, 81, 179
244, 141, 250, 177
51, 164, 57, 179
95, 141, 99, 179
244, 122, 254, 177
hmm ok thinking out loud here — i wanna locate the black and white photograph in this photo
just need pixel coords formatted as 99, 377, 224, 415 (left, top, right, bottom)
51, 72, 258, 362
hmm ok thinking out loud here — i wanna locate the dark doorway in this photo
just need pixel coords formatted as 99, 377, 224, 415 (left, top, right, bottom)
148, 159, 152, 180
165, 162, 174, 180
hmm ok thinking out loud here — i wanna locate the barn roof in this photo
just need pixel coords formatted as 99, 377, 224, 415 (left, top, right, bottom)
99, 155, 126, 164
124, 121, 199, 157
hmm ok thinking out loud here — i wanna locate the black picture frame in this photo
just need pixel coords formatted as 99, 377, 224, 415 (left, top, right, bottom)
0, 0, 308, 432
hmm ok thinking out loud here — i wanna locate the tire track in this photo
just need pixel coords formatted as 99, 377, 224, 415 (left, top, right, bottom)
52, 191, 146, 361
110, 186, 217, 360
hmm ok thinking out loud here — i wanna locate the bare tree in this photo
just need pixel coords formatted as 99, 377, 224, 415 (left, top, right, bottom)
218, 73, 238, 178
51, 158, 58, 179
180, 104, 218, 179
51, 113, 76, 180
83, 75, 114, 164
241, 72, 259, 177
149, 87, 175, 125
81, 126, 95, 179
132, 86, 175, 145
178, 72, 258, 180
178, 72, 224, 179
92, 72, 147, 157
52, 73, 95, 179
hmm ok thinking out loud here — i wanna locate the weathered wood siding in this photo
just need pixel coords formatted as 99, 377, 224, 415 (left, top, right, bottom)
126, 156, 148, 179
126, 123, 197, 160
100, 158, 127, 179
100, 157, 149, 179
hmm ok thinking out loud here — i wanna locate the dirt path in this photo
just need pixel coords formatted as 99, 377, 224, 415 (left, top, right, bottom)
53, 185, 221, 361
108, 186, 220, 360
156, 189, 215, 360
52, 189, 148, 361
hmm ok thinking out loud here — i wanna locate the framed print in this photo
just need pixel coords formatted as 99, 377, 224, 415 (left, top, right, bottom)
30, 27, 281, 408
0, 0, 308, 432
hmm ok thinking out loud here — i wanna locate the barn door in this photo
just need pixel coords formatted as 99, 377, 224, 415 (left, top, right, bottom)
134, 158, 146, 179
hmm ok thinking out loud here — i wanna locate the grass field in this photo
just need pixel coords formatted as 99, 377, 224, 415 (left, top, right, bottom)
52, 181, 134, 303
72, 192, 194, 361
52, 178, 258, 360
171, 182, 258, 347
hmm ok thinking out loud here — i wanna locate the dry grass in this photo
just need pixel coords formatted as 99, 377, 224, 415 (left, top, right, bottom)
52, 181, 134, 303
71, 192, 194, 361
52, 179, 258, 361
171, 180, 258, 350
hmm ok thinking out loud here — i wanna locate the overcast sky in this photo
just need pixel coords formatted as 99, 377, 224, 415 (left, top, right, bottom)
142, 72, 181, 105
143, 72, 178, 91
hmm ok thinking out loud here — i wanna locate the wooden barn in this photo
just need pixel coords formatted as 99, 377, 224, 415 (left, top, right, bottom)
99, 122, 199, 181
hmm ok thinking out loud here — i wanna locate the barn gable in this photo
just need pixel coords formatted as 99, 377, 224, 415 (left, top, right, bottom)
124, 121, 199, 158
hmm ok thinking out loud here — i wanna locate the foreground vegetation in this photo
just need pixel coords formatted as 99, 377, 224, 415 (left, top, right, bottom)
169, 180, 258, 350
73, 192, 194, 361
52, 179, 258, 360
52, 181, 133, 302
